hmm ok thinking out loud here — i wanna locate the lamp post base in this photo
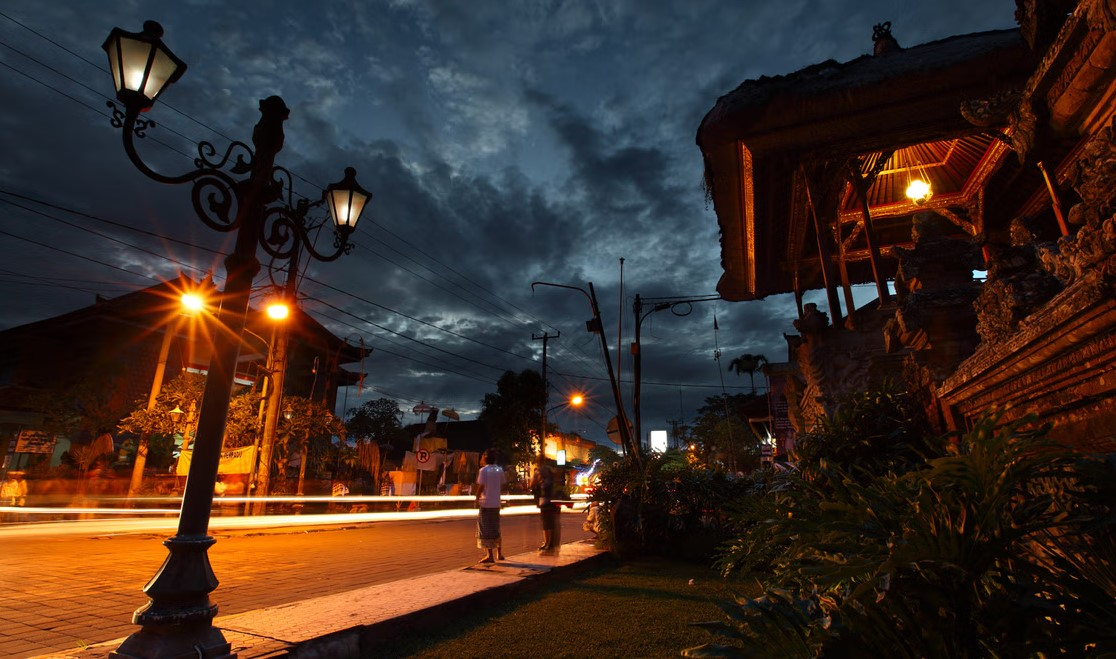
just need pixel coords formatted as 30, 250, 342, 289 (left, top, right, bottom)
109, 623, 233, 659
111, 534, 235, 658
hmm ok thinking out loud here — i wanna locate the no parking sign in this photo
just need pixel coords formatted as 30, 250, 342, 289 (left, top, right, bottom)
416, 449, 431, 464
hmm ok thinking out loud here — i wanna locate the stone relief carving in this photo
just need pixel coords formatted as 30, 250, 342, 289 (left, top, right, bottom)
1035, 122, 1116, 283
886, 213, 983, 387
1015, 0, 1078, 50
975, 216, 1064, 343
960, 89, 1021, 127
790, 302, 887, 429
1010, 100, 1040, 162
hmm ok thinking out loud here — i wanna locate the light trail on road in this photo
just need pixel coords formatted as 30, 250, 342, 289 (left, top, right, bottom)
0, 494, 590, 538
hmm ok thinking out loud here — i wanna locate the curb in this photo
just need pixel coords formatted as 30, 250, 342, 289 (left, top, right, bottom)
41, 541, 610, 659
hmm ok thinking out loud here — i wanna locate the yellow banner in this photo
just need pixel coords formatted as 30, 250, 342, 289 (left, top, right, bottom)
176, 445, 257, 476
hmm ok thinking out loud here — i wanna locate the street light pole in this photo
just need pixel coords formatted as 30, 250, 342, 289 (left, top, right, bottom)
630, 293, 720, 451
531, 330, 559, 456
253, 238, 300, 513
128, 315, 180, 498
531, 280, 638, 462
102, 21, 370, 659
631, 294, 668, 450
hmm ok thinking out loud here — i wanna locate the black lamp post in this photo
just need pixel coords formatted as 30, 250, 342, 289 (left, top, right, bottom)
102, 21, 370, 659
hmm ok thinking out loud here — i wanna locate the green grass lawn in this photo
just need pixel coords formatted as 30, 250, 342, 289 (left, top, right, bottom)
374, 557, 759, 658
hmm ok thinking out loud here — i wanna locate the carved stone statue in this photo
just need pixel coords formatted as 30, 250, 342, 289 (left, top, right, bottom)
975, 216, 1063, 343
1035, 121, 1116, 283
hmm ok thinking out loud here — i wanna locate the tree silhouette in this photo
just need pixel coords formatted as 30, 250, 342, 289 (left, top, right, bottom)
728, 353, 769, 393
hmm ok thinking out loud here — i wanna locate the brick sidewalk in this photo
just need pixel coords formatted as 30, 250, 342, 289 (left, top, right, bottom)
34, 540, 607, 658
1, 512, 593, 657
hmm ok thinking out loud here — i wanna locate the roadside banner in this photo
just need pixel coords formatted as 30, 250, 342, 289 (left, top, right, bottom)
176, 445, 256, 476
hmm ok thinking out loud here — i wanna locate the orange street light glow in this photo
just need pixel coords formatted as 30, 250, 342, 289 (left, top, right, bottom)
181, 292, 204, 312
266, 301, 290, 320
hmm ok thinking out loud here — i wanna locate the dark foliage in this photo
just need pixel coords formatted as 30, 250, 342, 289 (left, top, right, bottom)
687, 411, 1116, 658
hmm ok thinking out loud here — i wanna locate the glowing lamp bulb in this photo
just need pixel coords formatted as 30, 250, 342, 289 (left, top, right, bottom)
267, 302, 290, 320
180, 293, 204, 313
906, 179, 932, 204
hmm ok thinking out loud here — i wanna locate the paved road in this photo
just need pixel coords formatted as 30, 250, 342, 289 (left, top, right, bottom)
0, 511, 592, 658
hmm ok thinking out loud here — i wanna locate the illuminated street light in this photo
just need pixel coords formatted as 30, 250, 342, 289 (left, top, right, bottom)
103, 20, 370, 658
546, 393, 585, 418
545, 394, 586, 462
532, 280, 638, 462
102, 21, 185, 112
265, 299, 290, 320
181, 292, 205, 313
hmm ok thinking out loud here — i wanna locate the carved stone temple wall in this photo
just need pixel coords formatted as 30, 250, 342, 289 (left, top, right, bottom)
939, 118, 1116, 448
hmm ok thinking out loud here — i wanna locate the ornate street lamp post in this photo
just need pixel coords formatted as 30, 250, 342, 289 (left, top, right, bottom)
103, 21, 371, 659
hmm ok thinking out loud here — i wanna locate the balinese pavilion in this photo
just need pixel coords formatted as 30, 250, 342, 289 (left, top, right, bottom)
698, 0, 1116, 450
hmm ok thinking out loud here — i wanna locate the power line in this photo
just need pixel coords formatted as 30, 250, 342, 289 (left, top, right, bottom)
0, 227, 160, 286
0, 18, 742, 403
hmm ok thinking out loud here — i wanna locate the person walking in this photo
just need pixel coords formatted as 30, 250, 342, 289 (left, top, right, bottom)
1, 471, 27, 506
475, 449, 506, 563
531, 455, 560, 552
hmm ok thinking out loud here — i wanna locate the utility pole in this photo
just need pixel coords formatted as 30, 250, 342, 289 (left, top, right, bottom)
128, 315, 179, 498
252, 239, 301, 514
616, 257, 624, 393
532, 330, 560, 454
532, 280, 638, 462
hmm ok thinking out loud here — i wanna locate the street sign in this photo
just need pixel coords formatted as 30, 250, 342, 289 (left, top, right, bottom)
15, 429, 55, 454
416, 448, 431, 464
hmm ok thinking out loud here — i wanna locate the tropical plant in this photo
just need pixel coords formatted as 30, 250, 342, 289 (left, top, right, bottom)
728, 353, 768, 393
689, 393, 763, 474
792, 383, 941, 482
273, 395, 345, 492
117, 372, 260, 457
28, 366, 131, 441
686, 412, 1116, 657
588, 443, 621, 468
479, 369, 546, 468
592, 449, 753, 560
345, 397, 405, 448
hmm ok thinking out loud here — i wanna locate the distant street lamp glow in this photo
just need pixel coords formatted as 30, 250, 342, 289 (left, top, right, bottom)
180, 292, 204, 313
266, 301, 290, 320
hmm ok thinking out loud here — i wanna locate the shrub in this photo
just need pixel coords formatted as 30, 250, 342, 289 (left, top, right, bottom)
687, 413, 1116, 657
792, 383, 943, 482
592, 449, 753, 561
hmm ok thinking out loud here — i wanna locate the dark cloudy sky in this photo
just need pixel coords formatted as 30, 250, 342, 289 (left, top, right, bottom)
0, 1, 1015, 446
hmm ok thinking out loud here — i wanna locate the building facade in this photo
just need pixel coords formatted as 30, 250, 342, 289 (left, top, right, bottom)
0, 274, 364, 469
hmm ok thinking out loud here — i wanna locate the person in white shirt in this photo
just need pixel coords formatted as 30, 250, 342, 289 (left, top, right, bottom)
475, 449, 507, 563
